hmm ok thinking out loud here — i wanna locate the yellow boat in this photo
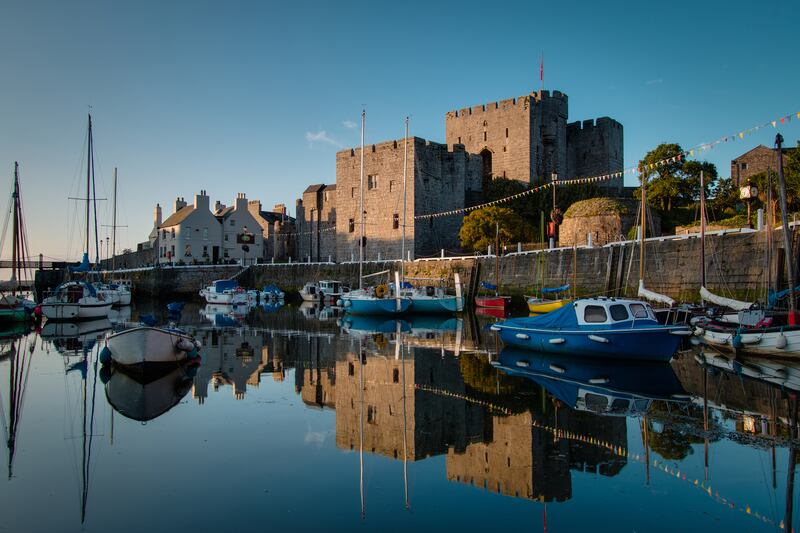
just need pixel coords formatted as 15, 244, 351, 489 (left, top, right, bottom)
527, 297, 570, 314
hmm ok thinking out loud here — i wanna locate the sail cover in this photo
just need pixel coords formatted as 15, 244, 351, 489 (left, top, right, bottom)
700, 286, 753, 311
637, 279, 675, 307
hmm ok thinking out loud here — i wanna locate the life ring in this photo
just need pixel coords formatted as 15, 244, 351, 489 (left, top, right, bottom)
374, 284, 388, 299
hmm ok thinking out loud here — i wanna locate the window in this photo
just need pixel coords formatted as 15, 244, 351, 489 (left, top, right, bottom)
170, 228, 175, 238
170, 245, 175, 256
457, 136, 461, 144
584, 305, 608, 323
203, 245, 208, 257
348, 218, 355, 233
368, 175, 378, 190
351, 187, 356, 198
184, 245, 192, 257
389, 180, 395, 192
229, 219, 235, 226
609, 304, 629, 321
161, 229, 166, 239
505, 128, 509, 138
367, 405, 376, 424
348, 362, 354, 376
484, 131, 487, 141
185, 226, 191, 234
224, 234, 229, 241
203, 228, 208, 241
629, 303, 648, 318
392, 368, 399, 383
393, 213, 399, 229
741, 163, 748, 170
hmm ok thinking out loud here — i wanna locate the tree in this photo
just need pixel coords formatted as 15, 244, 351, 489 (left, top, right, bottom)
638, 143, 718, 213
459, 206, 525, 252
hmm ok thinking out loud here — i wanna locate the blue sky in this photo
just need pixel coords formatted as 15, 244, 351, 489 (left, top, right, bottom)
0, 0, 798, 260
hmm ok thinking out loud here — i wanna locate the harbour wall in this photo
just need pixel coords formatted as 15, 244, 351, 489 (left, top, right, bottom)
53, 228, 790, 303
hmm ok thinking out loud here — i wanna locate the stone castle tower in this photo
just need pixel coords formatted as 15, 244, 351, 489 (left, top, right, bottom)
445, 89, 623, 193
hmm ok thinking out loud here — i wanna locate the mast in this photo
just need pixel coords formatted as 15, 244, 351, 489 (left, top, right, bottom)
11, 163, 19, 287
401, 117, 408, 281
111, 168, 117, 274
358, 341, 365, 519
359, 110, 365, 290
700, 171, 706, 288
639, 176, 647, 282
775, 133, 797, 319
400, 325, 409, 510
85, 115, 91, 258
90, 120, 99, 266
495, 222, 500, 296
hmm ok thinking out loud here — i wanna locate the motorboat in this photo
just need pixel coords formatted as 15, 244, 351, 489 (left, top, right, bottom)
41, 280, 113, 321
474, 281, 511, 310
491, 297, 691, 362
101, 325, 201, 368
299, 280, 350, 303
402, 274, 464, 314
260, 284, 285, 302
199, 279, 248, 305
94, 281, 132, 306
695, 316, 800, 356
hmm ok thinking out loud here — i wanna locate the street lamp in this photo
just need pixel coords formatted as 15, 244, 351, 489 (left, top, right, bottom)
740, 180, 758, 228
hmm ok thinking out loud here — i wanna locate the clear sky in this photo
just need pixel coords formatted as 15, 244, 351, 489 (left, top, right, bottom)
1, 0, 798, 261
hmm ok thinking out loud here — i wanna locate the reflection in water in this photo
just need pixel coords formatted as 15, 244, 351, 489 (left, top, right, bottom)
1, 335, 33, 479
5, 305, 800, 531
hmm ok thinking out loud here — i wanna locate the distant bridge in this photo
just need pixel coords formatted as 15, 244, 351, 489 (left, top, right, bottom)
0, 259, 74, 270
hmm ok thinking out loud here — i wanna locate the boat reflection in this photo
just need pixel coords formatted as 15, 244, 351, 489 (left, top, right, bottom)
40, 318, 112, 356
100, 362, 198, 422
495, 347, 689, 416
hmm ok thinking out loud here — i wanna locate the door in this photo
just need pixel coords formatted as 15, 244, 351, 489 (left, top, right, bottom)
212, 246, 220, 263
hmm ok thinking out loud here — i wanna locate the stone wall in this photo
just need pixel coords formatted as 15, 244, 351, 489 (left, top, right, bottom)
297, 184, 337, 262
559, 214, 636, 247
730, 145, 792, 186
99, 247, 155, 270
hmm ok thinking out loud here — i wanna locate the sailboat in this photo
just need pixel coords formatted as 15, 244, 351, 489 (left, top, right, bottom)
95, 168, 132, 307
527, 225, 572, 314
41, 115, 112, 321
340, 111, 411, 316
474, 222, 511, 310
0, 163, 35, 322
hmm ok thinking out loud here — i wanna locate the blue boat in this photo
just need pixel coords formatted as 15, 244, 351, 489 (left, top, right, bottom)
491, 297, 691, 362
402, 275, 464, 314
495, 347, 689, 415
342, 292, 412, 315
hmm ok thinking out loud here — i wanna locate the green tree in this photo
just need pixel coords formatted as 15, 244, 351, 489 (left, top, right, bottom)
638, 143, 718, 213
459, 206, 525, 252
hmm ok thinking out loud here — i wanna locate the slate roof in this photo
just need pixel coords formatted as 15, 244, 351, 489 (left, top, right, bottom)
159, 206, 195, 228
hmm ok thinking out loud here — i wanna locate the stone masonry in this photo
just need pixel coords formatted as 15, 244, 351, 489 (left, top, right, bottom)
297, 184, 337, 262
335, 137, 482, 261
731, 144, 797, 186
445, 89, 623, 191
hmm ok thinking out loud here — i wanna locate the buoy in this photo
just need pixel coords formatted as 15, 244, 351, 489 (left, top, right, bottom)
177, 338, 196, 352
99, 346, 112, 366
777, 332, 788, 349
732, 332, 743, 349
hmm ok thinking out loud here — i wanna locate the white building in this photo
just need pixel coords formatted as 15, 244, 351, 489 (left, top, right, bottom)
213, 193, 264, 265
157, 190, 223, 264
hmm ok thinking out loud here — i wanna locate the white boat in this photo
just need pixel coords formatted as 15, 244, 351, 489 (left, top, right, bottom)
401, 274, 464, 314
41, 281, 112, 321
697, 320, 800, 356
260, 284, 285, 302
103, 326, 201, 367
299, 280, 350, 302
199, 279, 248, 305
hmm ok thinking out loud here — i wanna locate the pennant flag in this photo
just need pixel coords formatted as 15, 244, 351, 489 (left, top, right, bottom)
739, 132, 745, 139
781, 117, 786, 124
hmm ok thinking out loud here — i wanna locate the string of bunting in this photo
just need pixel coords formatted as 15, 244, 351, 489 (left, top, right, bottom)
273, 224, 338, 239
414, 109, 800, 221
531, 419, 783, 529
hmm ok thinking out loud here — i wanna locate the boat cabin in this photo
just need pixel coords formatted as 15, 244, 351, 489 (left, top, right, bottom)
573, 298, 658, 326
209, 279, 239, 293
576, 388, 651, 416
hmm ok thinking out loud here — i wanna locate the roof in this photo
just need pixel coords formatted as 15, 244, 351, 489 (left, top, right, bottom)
214, 206, 234, 219
258, 211, 296, 224
733, 144, 797, 161
159, 205, 196, 228
303, 184, 327, 194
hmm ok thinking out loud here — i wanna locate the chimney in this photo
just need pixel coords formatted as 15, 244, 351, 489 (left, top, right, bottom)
194, 189, 209, 212
273, 203, 286, 216
154, 203, 162, 227
215, 200, 225, 213
235, 192, 248, 212
247, 200, 262, 218
174, 196, 187, 213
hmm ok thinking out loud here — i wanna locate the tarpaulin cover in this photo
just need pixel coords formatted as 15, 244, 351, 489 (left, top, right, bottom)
480, 281, 498, 291
541, 284, 570, 294
499, 302, 579, 330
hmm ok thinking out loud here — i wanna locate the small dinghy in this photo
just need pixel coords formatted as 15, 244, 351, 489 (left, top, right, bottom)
527, 284, 571, 314
492, 297, 691, 362
101, 326, 201, 368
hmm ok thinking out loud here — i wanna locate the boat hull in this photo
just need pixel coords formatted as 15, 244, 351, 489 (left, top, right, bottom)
41, 300, 112, 321
106, 326, 200, 366
527, 299, 569, 314
700, 326, 800, 356
475, 296, 511, 309
409, 296, 463, 314
344, 297, 412, 315
0, 307, 29, 322
495, 324, 687, 362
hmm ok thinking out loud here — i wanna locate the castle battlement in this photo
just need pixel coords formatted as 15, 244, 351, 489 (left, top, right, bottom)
447, 94, 536, 118
567, 116, 622, 131
338, 136, 466, 159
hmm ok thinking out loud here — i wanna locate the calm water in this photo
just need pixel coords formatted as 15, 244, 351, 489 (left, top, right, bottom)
1, 301, 799, 532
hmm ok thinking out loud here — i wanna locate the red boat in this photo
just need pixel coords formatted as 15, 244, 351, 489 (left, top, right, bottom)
474, 295, 511, 309
474, 305, 510, 319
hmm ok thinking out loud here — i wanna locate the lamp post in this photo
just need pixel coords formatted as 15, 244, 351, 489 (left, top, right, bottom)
740, 179, 758, 228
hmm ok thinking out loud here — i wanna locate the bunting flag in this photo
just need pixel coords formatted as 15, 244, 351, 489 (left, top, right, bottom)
413, 108, 799, 221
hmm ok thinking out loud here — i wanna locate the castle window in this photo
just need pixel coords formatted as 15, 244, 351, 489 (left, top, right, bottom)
368, 175, 378, 190
351, 187, 356, 198
348, 362, 354, 376
457, 137, 461, 144
389, 180, 395, 192
367, 405, 377, 424
484, 131, 487, 142
393, 213, 399, 230
505, 128, 509, 138
348, 219, 355, 233
503, 147, 506, 152
503, 171, 506, 178
393, 368, 399, 383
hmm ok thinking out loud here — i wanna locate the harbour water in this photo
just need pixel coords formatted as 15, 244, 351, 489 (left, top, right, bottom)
1, 300, 798, 532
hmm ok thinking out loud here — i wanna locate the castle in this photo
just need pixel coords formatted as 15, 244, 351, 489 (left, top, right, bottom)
296, 88, 624, 262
